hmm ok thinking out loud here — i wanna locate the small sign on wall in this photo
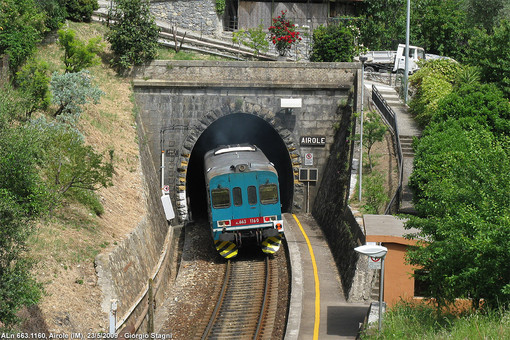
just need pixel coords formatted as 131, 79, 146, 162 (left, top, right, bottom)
304, 152, 313, 165
368, 256, 382, 269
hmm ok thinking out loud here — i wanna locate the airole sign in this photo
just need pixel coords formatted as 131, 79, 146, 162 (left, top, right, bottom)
300, 136, 326, 146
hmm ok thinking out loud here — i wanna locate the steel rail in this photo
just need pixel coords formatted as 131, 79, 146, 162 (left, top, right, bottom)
201, 260, 232, 340
254, 257, 270, 339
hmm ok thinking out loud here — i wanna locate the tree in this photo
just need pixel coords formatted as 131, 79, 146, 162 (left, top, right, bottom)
362, 111, 387, 171
30, 118, 114, 199
432, 82, 510, 136
50, 70, 104, 125
465, 20, 510, 98
232, 23, 269, 57
0, 123, 50, 328
407, 120, 510, 309
310, 22, 361, 62
412, 0, 471, 61
58, 28, 103, 73
409, 59, 462, 127
0, 0, 47, 73
465, 0, 506, 33
106, 0, 160, 71
65, 0, 99, 22
14, 58, 51, 118
354, 0, 406, 50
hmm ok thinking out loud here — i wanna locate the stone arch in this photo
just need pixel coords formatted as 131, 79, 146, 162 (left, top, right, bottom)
174, 101, 302, 222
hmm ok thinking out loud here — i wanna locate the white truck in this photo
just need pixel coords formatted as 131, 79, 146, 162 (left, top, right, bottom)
358, 44, 426, 74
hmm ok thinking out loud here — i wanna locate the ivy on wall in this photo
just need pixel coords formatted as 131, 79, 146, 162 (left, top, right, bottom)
215, 0, 225, 15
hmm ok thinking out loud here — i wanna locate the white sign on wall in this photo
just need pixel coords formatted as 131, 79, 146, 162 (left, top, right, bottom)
368, 256, 382, 269
304, 152, 313, 166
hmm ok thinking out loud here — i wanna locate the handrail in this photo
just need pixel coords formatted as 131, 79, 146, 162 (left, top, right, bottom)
371, 85, 404, 214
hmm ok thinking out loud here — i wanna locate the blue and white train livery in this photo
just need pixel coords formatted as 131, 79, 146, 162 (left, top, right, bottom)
204, 144, 284, 258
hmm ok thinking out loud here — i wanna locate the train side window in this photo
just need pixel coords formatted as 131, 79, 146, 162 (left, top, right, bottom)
247, 186, 257, 205
259, 184, 278, 204
233, 187, 242, 206
211, 188, 230, 208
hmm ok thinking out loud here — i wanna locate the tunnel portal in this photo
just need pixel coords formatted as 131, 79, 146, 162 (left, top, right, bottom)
186, 113, 294, 220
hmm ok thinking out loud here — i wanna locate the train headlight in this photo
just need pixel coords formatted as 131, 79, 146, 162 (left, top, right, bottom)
264, 216, 277, 222
218, 220, 231, 227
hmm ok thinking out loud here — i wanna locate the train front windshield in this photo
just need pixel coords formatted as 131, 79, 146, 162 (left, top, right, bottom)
211, 188, 230, 208
259, 184, 278, 204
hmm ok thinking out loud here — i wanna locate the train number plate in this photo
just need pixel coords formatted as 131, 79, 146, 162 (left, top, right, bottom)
231, 217, 263, 226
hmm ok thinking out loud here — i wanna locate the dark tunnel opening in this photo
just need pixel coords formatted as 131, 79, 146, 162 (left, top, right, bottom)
186, 113, 294, 220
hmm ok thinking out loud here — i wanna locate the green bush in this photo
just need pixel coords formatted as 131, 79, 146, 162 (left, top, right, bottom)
215, 0, 226, 15
50, 70, 104, 125
65, 0, 99, 22
58, 28, 103, 73
106, 0, 160, 71
0, 0, 47, 73
310, 23, 359, 62
14, 58, 51, 118
232, 24, 269, 57
433, 83, 510, 135
362, 171, 387, 214
465, 19, 510, 98
407, 120, 510, 309
0, 123, 50, 329
409, 59, 462, 127
38, 0, 67, 31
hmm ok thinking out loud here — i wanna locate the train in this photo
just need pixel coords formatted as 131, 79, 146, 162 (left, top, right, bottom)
204, 144, 284, 259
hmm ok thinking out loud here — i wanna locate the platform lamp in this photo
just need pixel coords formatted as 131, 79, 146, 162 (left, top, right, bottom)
354, 244, 388, 331
358, 56, 368, 202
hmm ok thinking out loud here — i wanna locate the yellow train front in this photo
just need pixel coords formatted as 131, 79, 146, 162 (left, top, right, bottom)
204, 144, 284, 259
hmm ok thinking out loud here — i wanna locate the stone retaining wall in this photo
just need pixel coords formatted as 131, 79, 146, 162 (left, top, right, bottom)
94, 113, 181, 332
151, 0, 222, 37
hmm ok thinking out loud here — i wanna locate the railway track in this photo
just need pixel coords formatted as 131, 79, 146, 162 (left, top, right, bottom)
196, 256, 279, 340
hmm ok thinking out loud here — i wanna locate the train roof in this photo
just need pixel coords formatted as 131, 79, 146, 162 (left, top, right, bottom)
204, 144, 278, 182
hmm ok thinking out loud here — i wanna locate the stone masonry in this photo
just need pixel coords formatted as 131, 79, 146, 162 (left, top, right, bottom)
132, 60, 361, 222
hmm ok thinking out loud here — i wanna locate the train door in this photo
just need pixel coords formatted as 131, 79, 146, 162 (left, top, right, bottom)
230, 172, 259, 220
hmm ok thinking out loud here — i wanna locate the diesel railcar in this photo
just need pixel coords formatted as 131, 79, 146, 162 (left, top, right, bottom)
204, 144, 284, 258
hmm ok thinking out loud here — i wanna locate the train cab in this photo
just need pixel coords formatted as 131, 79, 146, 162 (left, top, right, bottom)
204, 145, 284, 258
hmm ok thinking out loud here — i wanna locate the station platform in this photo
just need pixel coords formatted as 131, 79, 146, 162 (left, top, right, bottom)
283, 213, 369, 340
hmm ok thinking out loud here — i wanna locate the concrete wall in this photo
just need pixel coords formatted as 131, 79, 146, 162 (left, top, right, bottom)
132, 60, 359, 222
95, 114, 181, 332
311, 99, 370, 301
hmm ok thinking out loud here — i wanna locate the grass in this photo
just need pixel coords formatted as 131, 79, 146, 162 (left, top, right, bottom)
361, 301, 510, 339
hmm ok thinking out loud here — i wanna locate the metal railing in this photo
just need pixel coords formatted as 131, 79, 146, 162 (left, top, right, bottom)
371, 85, 404, 215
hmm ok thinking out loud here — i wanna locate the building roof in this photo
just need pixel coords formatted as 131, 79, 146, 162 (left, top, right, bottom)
363, 214, 421, 245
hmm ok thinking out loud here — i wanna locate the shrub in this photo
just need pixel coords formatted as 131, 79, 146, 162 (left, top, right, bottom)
106, 0, 160, 71
407, 120, 510, 309
58, 28, 103, 73
65, 0, 99, 22
362, 171, 387, 214
409, 59, 462, 127
268, 10, 301, 57
433, 83, 510, 136
465, 19, 510, 98
14, 58, 51, 118
0, 0, 47, 73
310, 22, 360, 62
50, 70, 104, 125
232, 23, 269, 57
38, 0, 67, 31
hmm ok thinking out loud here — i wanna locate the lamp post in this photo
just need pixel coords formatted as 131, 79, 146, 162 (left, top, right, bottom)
358, 56, 368, 202
404, 0, 410, 104
355, 244, 388, 331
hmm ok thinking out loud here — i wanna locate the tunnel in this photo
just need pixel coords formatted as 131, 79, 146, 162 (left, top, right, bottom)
186, 113, 294, 220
